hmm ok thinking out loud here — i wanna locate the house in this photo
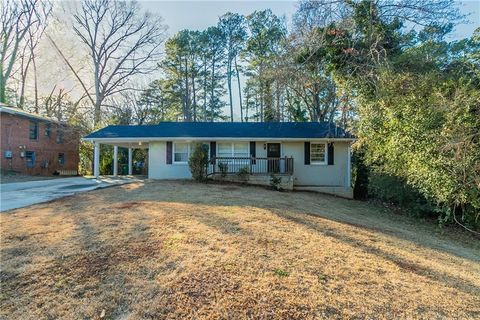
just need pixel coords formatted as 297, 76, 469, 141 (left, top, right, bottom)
84, 122, 355, 198
0, 104, 79, 176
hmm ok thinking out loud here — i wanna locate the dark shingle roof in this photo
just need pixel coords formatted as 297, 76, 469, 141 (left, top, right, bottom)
84, 122, 353, 140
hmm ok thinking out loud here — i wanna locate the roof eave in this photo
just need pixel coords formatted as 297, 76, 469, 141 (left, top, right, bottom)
82, 136, 356, 142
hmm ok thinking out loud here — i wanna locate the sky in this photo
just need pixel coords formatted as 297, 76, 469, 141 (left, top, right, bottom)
141, 0, 480, 40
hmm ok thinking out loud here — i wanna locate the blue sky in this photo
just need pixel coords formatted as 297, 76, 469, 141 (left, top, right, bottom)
141, 0, 480, 40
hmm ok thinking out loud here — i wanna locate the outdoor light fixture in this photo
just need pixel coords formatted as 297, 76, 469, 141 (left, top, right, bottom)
138, 141, 142, 146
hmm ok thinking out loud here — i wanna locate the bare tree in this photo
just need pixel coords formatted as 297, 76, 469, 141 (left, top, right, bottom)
0, 0, 41, 103
71, 0, 167, 127
16, 1, 52, 111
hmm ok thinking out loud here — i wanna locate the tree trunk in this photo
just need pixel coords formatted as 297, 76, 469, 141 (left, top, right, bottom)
203, 58, 207, 121
227, 58, 233, 122
191, 71, 197, 122
184, 56, 191, 121
210, 58, 215, 122
33, 55, 39, 113
234, 56, 243, 122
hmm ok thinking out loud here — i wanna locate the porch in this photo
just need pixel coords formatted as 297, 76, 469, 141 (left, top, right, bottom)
206, 156, 294, 176
206, 156, 295, 190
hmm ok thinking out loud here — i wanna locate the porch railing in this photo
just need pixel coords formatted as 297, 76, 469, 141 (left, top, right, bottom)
206, 156, 294, 176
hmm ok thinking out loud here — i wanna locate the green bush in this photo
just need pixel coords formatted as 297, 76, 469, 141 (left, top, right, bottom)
218, 162, 228, 178
368, 172, 435, 217
270, 174, 282, 191
237, 166, 250, 180
188, 143, 209, 182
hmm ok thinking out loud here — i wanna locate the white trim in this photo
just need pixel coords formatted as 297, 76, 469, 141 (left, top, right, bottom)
216, 141, 249, 157
347, 144, 351, 187
310, 142, 327, 165
173, 142, 190, 164
113, 145, 118, 176
94, 142, 100, 178
84, 137, 355, 143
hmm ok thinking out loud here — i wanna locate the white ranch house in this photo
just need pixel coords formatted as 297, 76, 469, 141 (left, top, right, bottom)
83, 122, 355, 198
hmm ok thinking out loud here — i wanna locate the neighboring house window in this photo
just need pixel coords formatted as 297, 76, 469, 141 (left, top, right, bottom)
173, 142, 189, 163
29, 121, 38, 140
25, 151, 35, 168
58, 153, 65, 166
45, 123, 51, 137
56, 130, 64, 143
217, 142, 249, 157
311, 143, 327, 164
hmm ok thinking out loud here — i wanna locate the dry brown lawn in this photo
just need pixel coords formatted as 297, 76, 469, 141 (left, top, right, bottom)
1, 180, 479, 319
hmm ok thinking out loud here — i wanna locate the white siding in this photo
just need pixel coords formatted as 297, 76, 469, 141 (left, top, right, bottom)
148, 142, 192, 179
282, 141, 349, 187
148, 140, 351, 187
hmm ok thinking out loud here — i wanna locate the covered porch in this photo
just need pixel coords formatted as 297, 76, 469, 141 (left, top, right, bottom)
92, 140, 149, 178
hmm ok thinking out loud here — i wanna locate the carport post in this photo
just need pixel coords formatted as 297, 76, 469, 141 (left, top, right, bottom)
128, 148, 133, 175
113, 145, 118, 176
94, 142, 100, 178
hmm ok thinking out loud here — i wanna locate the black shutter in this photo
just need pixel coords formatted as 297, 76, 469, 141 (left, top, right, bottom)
327, 142, 334, 165
304, 142, 310, 165
166, 141, 172, 164
210, 141, 216, 164
250, 141, 256, 164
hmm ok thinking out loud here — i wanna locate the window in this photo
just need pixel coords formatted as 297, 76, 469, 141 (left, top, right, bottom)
217, 142, 249, 157
45, 124, 51, 137
29, 122, 38, 140
218, 142, 232, 157
173, 142, 189, 163
56, 130, 64, 144
233, 142, 249, 157
25, 151, 35, 168
58, 153, 65, 166
311, 143, 326, 164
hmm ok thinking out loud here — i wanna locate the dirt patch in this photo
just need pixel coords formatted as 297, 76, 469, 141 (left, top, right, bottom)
1, 180, 479, 319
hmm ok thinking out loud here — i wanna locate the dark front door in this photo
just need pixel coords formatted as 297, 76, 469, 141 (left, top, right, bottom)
267, 143, 281, 173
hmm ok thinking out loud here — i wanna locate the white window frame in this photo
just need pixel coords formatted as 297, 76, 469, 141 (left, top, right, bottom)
173, 142, 190, 164
173, 142, 210, 164
216, 142, 249, 158
310, 142, 327, 165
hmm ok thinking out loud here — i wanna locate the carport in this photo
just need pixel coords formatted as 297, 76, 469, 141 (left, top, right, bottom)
88, 139, 149, 178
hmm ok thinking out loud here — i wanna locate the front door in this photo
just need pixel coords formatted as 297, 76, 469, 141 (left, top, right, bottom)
267, 143, 281, 173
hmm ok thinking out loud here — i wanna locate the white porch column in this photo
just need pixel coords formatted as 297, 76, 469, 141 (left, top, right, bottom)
94, 141, 100, 178
346, 144, 351, 188
128, 148, 133, 175
113, 145, 118, 176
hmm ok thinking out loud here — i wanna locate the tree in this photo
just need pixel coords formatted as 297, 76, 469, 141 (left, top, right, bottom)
17, 1, 52, 111
0, 0, 40, 103
218, 12, 247, 121
71, 0, 167, 127
244, 10, 286, 121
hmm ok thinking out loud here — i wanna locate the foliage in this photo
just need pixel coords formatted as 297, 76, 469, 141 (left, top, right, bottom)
270, 174, 282, 191
368, 173, 435, 217
237, 166, 250, 180
273, 268, 289, 277
352, 147, 369, 200
188, 143, 210, 182
218, 162, 229, 178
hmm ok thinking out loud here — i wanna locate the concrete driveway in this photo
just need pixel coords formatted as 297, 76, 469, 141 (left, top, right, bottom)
0, 176, 141, 212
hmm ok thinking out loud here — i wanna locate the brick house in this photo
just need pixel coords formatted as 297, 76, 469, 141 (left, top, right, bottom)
0, 104, 79, 176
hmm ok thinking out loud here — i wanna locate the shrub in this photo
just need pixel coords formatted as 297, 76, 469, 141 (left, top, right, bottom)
218, 162, 228, 178
237, 166, 250, 181
270, 174, 282, 191
188, 143, 209, 182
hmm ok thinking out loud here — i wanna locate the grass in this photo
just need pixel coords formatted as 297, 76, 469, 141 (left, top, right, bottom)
1, 180, 479, 319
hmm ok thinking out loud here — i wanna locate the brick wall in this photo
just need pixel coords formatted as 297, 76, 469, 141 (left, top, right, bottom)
1, 112, 79, 176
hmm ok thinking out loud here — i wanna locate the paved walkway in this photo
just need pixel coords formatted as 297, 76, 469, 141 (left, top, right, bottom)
0, 176, 141, 212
